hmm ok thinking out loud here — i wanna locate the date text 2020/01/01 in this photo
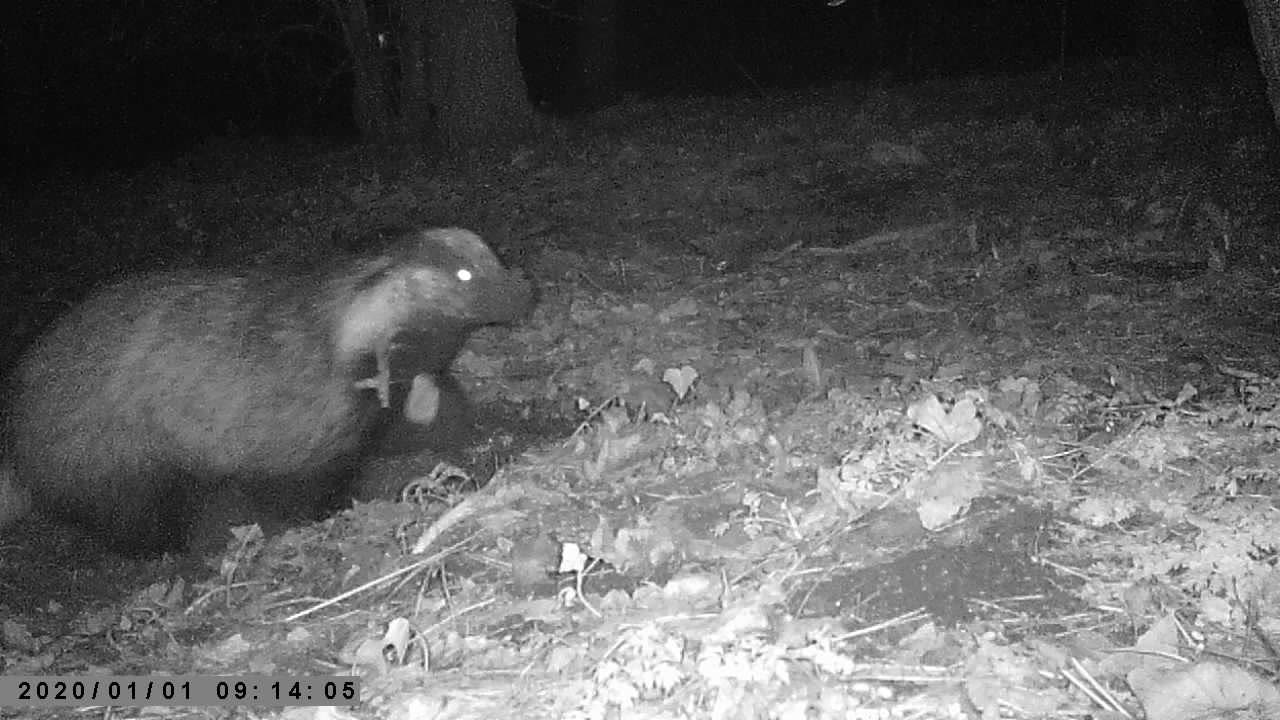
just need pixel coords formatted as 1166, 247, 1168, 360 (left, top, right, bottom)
0, 676, 361, 707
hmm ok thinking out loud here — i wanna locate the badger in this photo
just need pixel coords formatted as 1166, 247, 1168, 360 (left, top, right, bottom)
0, 227, 531, 555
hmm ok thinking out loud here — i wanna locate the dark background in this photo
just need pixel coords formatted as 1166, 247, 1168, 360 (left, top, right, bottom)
0, 0, 1256, 171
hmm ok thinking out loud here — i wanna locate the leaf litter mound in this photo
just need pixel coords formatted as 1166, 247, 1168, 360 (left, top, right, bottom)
7, 57, 1280, 720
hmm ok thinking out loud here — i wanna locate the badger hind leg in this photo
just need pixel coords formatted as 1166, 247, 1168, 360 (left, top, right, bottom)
24, 467, 203, 556
184, 457, 362, 557
185, 484, 263, 559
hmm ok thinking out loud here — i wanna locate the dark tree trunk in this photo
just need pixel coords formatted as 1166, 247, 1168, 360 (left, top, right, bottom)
394, 0, 433, 143
1243, 0, 1280, 126
2, 9, 40, 158
426, 0, 531, 150
329, 0, 397, 139
574, 0, 619, 108
328, 0, 530, 149
1134, 0, 1208, 58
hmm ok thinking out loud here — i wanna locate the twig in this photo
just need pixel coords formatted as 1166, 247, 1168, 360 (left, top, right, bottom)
283, 534, 476, 622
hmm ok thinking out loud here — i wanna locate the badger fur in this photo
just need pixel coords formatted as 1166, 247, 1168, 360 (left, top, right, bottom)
0, 227, 531, 555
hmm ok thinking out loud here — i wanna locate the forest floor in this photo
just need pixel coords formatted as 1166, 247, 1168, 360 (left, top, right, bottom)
5, 54, 1280, 720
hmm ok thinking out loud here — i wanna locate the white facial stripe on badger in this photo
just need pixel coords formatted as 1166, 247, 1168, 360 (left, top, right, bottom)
336, 264, 474, 365
334, 272, 412, 364
335, 228, 500, 365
